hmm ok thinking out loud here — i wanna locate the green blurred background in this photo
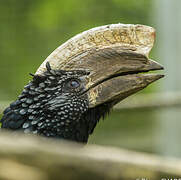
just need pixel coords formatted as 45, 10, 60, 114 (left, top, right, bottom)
0, 0, 153, 100
1, 0, 180, 157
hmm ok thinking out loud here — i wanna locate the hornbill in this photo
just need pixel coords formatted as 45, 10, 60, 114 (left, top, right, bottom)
1, 24, 164, 143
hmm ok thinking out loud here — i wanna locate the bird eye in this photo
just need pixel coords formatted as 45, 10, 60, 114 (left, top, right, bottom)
69, 80, 80, 88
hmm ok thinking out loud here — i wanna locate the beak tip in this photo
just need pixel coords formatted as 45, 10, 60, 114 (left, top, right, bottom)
157, 74, 165, 79
148, 59, 164, 71
145, 74, 164, 85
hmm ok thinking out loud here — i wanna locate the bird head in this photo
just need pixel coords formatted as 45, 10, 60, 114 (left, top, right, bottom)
1, 24, 164, 143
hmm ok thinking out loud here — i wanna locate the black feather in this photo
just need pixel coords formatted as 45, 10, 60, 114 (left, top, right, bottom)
0, 67, 111, 143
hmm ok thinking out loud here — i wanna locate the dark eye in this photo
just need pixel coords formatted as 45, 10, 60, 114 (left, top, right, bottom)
69, 80, 80, 88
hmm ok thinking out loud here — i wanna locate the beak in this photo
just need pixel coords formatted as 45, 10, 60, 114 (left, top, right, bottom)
88, 72, 164, 108
82, 48, 164, 107
35, 24, 164, 108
